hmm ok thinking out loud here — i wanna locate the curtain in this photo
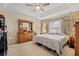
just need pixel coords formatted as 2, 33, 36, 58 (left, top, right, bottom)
61, 15, 79, 36
61, 17, 71, 35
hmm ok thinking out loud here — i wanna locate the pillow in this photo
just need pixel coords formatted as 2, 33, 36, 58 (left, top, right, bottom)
56, 33, 65, 35
48, 32, 65, 35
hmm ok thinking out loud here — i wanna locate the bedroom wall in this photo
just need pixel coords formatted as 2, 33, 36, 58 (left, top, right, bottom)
0, 8, 41, 44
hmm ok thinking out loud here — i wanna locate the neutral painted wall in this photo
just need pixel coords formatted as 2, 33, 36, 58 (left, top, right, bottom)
0, 8, 41, 44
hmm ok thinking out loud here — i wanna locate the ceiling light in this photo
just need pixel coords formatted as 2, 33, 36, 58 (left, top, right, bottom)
36, 6, 40, 9
26, 3, 50, 11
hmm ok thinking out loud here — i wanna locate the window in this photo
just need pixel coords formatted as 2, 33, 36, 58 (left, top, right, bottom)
48, 20, 61, 33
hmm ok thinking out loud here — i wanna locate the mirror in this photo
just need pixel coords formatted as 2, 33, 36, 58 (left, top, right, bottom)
18, 19, 33, 32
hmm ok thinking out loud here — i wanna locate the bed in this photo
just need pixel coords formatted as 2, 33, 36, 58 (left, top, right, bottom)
33, 34, 69, 55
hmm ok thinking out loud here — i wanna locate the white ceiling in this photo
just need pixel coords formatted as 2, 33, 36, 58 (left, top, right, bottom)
1, 3, 79, 20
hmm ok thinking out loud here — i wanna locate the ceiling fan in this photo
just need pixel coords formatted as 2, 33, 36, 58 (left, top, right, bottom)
26, 3, 50, 11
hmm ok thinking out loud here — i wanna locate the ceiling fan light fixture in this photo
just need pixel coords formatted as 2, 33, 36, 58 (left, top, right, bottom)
36, 6, 40, 9
26, 3, 50, 11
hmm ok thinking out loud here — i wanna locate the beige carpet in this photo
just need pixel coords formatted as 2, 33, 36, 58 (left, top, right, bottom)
7, 41, 74, 56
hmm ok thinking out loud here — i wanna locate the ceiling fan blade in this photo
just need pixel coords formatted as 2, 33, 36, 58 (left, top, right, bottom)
42, 3, 50, 6
33, 9, 36, 12
40, 7, 44, 11
26, 4, 33, 6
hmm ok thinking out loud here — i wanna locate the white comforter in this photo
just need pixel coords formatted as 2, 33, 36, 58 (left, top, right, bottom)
33, 34, 69, 55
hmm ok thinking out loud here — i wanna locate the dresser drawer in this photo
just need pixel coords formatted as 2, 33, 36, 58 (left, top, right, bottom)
17, 32, 33, 43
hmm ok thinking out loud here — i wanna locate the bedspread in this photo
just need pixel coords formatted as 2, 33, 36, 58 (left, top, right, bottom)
33, 34, 69, 55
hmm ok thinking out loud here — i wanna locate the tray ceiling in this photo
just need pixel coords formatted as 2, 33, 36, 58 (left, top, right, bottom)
0, 3, 79, 19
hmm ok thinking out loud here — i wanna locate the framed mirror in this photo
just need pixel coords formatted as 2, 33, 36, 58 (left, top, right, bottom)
18, 19, 33, 32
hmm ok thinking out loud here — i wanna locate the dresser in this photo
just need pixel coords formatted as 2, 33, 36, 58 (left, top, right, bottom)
74, 22, 79, 56
17, 31, 33, 43
17, 19, 33, 43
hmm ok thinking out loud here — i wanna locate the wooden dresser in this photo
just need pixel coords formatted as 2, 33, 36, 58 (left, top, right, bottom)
17, 19, 33, 43
74, 22, 79, 56
17, 31, 33, 43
